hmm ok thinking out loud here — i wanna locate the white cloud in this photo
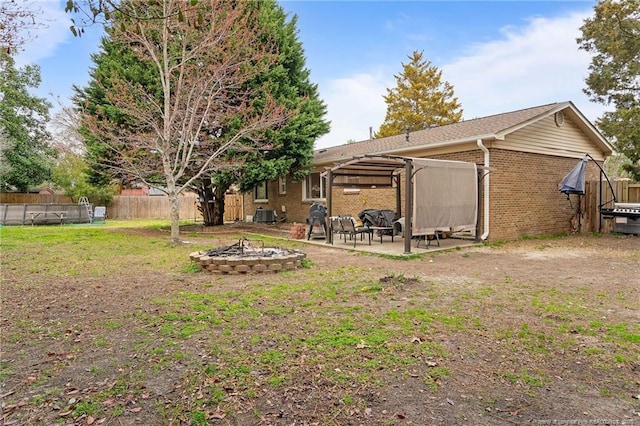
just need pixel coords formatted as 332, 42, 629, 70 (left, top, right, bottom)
14, 1, 71, 67
315, 8, 610, 149
315, 72, 391, 149
443, 10, 606, 122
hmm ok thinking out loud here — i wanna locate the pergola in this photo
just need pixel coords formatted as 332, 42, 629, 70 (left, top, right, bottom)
321, 154, 485, 254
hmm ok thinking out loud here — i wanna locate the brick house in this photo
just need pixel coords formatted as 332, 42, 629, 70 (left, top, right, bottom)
241, 101, 613, 241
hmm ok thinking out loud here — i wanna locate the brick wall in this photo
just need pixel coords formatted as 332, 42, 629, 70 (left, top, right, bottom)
242, 149, 599, 241
242, 175, 313, 223
329, 187, 397, 218
487, 149, 598, 241
322, 149, 597, 241
328, 150, 484, 221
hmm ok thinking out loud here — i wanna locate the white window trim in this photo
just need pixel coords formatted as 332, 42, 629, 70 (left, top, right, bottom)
303, 173, 326, 202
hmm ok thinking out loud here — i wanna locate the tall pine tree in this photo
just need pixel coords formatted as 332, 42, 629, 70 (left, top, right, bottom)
192, 0, 330, 226
376, 51, 462, 138
75, 0, 329, 229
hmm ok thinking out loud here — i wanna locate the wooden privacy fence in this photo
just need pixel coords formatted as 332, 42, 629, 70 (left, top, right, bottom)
108, 194, 243, 222
109, 195, 202, 220
0, 193, 243, 222
581, 180, 639, 233
0, 193, 72, 204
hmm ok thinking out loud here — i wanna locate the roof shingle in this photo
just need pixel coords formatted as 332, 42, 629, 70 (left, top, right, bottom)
314, 102, 566, 164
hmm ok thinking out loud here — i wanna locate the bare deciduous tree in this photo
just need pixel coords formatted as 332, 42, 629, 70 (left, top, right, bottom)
0, 1, 44, 52
50, 105, 85, 155
78, 0, 287, 243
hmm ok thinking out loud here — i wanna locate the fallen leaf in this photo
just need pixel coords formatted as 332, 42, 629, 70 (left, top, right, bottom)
129, 407, 142, 413
87, 415, 95, 425
356, 340, 368, 349
211, 412, 226, 419
396, 413, 406, 419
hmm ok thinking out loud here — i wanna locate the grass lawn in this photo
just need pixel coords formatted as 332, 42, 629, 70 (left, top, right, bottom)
1, 221, 638, 425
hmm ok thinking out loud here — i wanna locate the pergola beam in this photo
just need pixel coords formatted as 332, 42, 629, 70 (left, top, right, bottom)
322, 155, 414, 252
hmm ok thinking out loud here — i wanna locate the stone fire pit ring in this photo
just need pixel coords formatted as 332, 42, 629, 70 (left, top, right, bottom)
189, 238, 306, 274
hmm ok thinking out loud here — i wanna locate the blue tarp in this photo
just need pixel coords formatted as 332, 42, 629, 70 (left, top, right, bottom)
559, 156, 588, 195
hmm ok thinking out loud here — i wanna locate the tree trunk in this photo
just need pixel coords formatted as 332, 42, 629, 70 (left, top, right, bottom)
212, 185, 226, 226
168, 188, 181, 244
195, 178, 229, 226
196, 177, 217, 226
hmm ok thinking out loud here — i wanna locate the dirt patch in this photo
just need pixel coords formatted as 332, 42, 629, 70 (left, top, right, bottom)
1, 224, 639, 425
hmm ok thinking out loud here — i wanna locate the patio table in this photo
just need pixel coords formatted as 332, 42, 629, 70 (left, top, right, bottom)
369, 226, 394, 244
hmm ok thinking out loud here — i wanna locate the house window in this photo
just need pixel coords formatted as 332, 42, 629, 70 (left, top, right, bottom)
278, 176, 286, 195
304, 172, 325, 201
254, 181, 268, 202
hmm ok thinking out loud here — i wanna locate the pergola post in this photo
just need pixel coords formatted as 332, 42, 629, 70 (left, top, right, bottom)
404, 158, 412, 254
395, 175, 402, 218
475, 168, 482, 243
325, 168, 333, 244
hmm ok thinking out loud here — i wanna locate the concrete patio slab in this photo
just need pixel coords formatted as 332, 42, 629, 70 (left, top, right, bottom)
299, 233, 480, 256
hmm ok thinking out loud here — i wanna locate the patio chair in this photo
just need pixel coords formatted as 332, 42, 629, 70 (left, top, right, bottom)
329, 216, 347, 244
338, 216, 372, 247
93, 206, 107, 223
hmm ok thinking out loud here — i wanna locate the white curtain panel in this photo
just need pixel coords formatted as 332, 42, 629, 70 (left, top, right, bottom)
412, 158, 477, 235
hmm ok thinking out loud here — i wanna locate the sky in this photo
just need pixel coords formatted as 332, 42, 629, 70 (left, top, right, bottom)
15, 0, 606, 150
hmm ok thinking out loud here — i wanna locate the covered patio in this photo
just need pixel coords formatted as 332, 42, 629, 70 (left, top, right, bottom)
302, 230, 478, 256
320, 154, 487, 254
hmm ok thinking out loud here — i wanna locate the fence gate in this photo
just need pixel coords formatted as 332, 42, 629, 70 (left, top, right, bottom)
224, 193, 242, 222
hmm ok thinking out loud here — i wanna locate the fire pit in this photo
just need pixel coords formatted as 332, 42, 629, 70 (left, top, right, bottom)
189, 238, 306, 274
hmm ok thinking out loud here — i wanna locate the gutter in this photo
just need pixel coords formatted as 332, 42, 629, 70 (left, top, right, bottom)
477, 139, 490, 241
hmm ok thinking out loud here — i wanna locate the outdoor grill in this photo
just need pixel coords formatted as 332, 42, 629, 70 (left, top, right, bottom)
560, 155, 639, 236
307, 203, 327, 240
601, 202, 640, 235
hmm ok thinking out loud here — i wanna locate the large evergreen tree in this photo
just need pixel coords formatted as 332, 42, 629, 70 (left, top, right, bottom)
76, 0, 286, 243
0, 52, 53, 192
74, 30, 159, 189
191, 0, 330, 226
76, 0, 329, 229
376, 50, 462, 138
578, 0, 640, 180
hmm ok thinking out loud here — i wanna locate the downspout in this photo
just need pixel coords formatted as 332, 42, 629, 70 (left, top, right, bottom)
477, 139, 490, 241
